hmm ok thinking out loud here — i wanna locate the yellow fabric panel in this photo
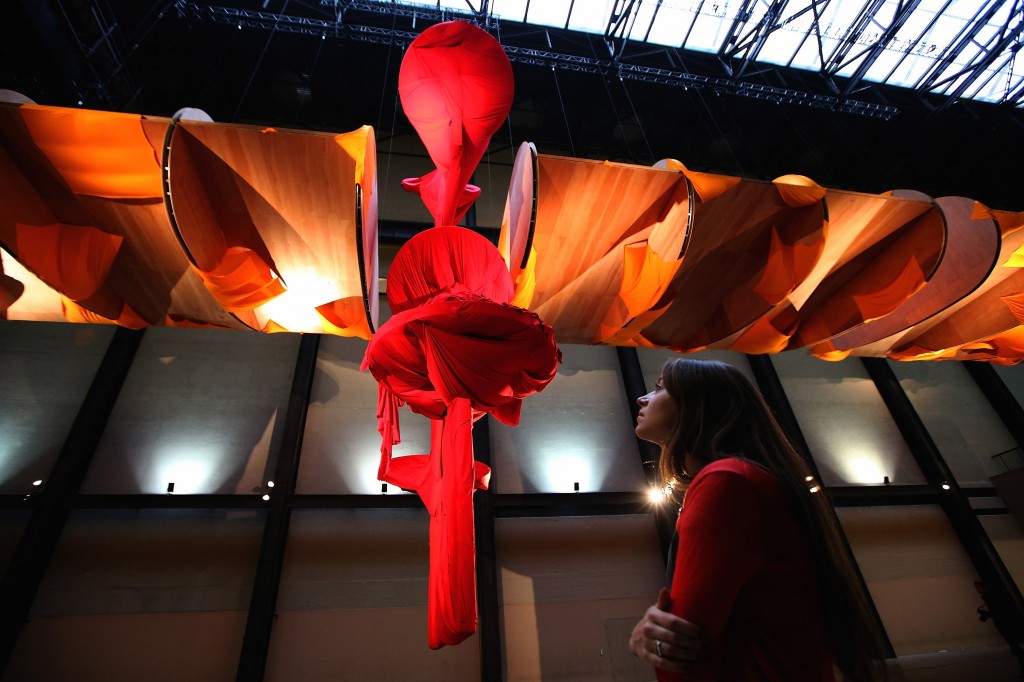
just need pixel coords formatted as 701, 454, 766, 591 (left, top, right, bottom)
1006, 242, 1024, 268
510, 246, 537, 310
20, 105, 163, 198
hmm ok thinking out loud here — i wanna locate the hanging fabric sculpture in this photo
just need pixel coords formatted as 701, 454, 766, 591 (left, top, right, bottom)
360, 21, 561, 648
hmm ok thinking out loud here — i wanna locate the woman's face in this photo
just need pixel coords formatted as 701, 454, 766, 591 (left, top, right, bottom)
635, 377, 679, 445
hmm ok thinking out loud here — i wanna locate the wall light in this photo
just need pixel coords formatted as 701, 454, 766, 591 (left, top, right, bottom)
267, 480, 275, 488
32, 480, 42, 487
941, 483, 951, 490
262, 493, 270, 501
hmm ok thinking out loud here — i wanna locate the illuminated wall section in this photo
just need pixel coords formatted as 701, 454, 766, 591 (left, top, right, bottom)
489, 344, 646, 494
297, 335, 425, 495
769, 351, 926, 487
0, 321, 115, 494
80, 327, 299, 495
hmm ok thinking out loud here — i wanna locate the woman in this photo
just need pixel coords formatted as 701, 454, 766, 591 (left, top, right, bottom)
628, 358, 886, 681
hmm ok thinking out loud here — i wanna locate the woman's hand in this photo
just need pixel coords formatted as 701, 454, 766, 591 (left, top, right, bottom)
629, 588, 706, 672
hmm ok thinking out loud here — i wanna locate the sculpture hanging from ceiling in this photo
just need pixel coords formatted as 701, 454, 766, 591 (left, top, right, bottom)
0, 16, 1023, 647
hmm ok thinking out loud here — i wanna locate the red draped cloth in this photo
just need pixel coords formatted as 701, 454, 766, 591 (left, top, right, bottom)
363, 228, 559, 648
362, 22, 560, 649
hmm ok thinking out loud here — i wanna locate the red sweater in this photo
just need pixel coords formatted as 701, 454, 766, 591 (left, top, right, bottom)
658, 458, 836, 682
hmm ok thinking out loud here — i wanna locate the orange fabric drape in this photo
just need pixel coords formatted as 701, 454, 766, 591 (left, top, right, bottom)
852, 257, 927, 324
194, 246, 286, 312
596, 241, 683, 344
20, 106, 162, 198
810, 340, 852, 361
772, 174, 826, 208
660, 159, 739, 202
1002, 291, 1024, 325
728, 304, 799, 355
316, 296, 372, 338
888, 344, 960, 362
960, 327, 1024, 364
61, 295, 148, 328
15, 222, 123, 301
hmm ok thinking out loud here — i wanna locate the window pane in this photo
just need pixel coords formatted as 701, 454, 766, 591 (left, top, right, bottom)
297, 335, 425, 495
979, 514, 1024, 596
0, 321, 115, 494
82, 327, 300, 495
891, 360, 1018, 486
0, 510, 31, 575
992, 365, 1024, 411
497, 515, 664, 682
838, 505, 1004, 654
770, 352, 925, 486
5, 508, 264, 681
490, 344, 646, 494
266, 509, 479, 681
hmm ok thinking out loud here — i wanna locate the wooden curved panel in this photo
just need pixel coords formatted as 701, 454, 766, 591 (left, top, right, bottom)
168, 120, 373, 335
890, 219, 1024, 358
0, 103, 243, 328
786, 192, 944, 348
827, 196, 1001, 351
642, 179, 825, 350
529, 155, 688, 308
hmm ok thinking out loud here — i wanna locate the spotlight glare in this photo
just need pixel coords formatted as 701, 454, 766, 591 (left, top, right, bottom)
262, 493, 270, 501
32, 480, 43, 486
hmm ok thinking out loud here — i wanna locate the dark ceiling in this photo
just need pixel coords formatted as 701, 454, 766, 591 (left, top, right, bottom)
2, 0, 1022, 212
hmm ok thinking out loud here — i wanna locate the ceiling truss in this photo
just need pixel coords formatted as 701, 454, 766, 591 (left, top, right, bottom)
175, 0, 900, 118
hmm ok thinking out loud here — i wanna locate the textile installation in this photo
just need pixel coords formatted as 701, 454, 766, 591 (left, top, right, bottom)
1, 16, 1023, 646
359, 22, 560, 648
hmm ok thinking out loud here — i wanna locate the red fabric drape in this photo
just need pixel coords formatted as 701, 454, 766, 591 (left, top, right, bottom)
386, 226, 514, 312
364, 21, 559, 648
362, 290, 559, 648
397, 21, 513, 227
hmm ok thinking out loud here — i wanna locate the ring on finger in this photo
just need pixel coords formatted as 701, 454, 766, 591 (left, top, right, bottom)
655, 639, 663, 657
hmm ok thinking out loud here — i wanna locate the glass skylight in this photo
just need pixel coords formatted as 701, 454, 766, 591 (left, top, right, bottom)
371, 0, 1023, 106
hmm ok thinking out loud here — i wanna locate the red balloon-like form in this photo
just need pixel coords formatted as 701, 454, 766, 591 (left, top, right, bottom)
397, 20, 514, 227
361, 22, 560, 648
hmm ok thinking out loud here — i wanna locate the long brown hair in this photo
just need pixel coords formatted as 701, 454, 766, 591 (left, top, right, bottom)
657, 357, 887, 682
